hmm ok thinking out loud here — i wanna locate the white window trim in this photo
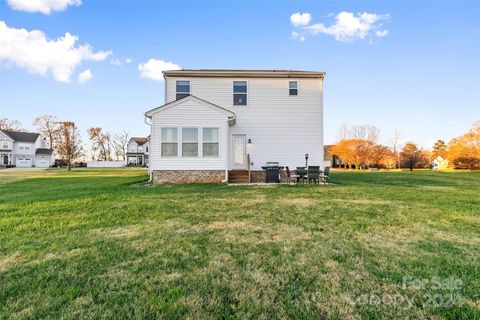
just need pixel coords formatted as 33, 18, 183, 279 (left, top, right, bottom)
202, 127, 220, 158
181, 127, 199, 157
161, 127, 179, 157
233, 80, 248, 106
289, 80, 299, 96
176, 80, 191, 99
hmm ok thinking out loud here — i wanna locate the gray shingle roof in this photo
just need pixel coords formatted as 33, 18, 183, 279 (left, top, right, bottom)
35, 148, 53, 155
131, 137, 148, 145
3, 130, 40, 143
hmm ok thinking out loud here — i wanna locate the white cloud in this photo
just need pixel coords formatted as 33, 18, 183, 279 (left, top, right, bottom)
6, 0, 81, 14
138, 59, 180, 81
0, 21, 111, 83
305, 12, 390, 42
78, 69, 92, 84
290, 12, 312, 27
375, 30, 389, 37
291, 31, 306, 42
110, 58, 122, 66
110, 57, 133, 66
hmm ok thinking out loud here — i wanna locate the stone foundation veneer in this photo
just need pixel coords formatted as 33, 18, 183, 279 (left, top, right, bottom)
152, 170, 226, 184
248, 170, 288, 183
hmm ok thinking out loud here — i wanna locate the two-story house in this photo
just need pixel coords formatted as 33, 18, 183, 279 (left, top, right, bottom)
0, 130, 54, 168
126, 137, 150, 166
144, 69, 325, 183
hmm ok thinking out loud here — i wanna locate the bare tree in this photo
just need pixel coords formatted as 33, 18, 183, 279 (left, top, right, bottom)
32, 115, 61, 150
113, 130, 129, 160
349, 125, 380, 143
337, 123, 349, 141
57, 122, 84, 171
391, 129, 402, 169
0, 118, 24, 131
87, 127, 112, 161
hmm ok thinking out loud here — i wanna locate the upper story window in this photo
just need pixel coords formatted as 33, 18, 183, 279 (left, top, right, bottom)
2, 141, 10, 149
233, 81, 247, 105
145, 146, 149, 153
289, 81, 298, 96
18, 144, 30, 151
138, 146, 143, 153
176, 80, 190, 100
161, 128, 178, 157
182, 128, 198, 157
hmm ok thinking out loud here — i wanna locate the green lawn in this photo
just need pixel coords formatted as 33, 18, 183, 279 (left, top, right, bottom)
1, 168, 479, 319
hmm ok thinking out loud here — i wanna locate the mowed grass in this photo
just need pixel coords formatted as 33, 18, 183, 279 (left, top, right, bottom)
0, 168, 479, 319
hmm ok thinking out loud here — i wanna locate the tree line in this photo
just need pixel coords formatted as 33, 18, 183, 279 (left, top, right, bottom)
1, 116, 131, 170
330, 122, 480, 170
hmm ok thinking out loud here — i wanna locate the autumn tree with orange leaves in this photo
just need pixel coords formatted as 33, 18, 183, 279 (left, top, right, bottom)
331, 125, 388, 169
57, 122, 84, 171
447, 121, 480, 169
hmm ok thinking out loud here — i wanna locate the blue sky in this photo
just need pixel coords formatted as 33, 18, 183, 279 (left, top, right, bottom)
1, 0, 479, 147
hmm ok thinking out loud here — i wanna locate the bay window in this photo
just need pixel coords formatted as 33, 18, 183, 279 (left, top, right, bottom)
182, 128, 198, 157
161, 128, 178, 157
203, 128, 219, 157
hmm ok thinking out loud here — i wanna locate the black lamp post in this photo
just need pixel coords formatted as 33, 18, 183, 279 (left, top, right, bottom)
305, 153, 309, 168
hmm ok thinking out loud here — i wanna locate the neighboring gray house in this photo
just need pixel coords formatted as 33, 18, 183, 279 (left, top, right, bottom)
0, 129, 54, 168
126, 137, 149, 166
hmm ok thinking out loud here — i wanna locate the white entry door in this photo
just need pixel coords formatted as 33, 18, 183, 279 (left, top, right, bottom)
232, 135, 246, 169
16, 157, 32, 167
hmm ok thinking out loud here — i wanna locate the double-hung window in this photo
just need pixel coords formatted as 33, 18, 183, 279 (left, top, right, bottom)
233, 81, 247, 105
2, 141, 9, 149
289, 81, 298, 96
203, 128, 219, 157
182, 128, 198, 157
176, 80, 190, 100
161, 128, 178, 157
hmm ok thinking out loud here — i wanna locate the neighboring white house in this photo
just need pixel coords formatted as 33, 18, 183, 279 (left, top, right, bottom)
126, 137, 150, 166
432, 156, 449, 170
0, 130, 54, 168
144, 69, 325, 183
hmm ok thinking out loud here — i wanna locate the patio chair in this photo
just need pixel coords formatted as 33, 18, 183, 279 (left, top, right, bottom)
320, 166, 330, 184
307, 166, 321, 184
296, 166, 307, 184
285, 166, 300, 184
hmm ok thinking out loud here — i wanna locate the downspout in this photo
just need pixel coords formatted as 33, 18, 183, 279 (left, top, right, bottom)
222, 114, 237, 183
144, 115, 153, 182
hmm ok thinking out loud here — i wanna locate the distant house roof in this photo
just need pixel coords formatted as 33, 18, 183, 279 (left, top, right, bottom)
2, 130, 40, 143
130, 137, 148, 145
36, 148, 53, 155
162, 69, 326, 79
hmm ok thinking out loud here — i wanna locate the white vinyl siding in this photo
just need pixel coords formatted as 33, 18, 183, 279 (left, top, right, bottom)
150, 98, 230, 170
165, 77, 324, 170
